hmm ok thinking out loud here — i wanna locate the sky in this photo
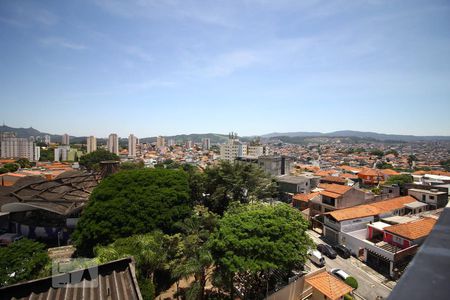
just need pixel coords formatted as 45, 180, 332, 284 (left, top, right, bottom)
0, 0, 450, 138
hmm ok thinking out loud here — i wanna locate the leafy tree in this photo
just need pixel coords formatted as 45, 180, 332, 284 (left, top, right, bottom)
408, 154, 418, 167
15, 158, 31, 168
376, 162, 393, 169
384, 149, 399, 157
39, 148, 54, 162
95, 231, 181, 299
202, 161, 277, 215
173, 206, 218, 300
79, 149, 119, 171
72, 168, 192, 256
209, 203, 313, 299
0, 168, 9, 174
370, 149, 384, 158
0, 239, 50, 287
120, 160, 144, 170
385, 174, 413, 186
3, 163, 19, 173
345, 276, 358, 289
441, 159, 450, 172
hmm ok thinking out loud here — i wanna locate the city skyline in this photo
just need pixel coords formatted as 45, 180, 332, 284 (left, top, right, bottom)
1, 0, 450, 137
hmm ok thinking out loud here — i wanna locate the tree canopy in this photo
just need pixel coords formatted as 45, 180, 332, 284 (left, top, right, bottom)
2, 163, 19, 173
0, 239, 50, 287
209, 203, 313, 299
201, 161, 277, 215
72, 168, 192, 256
15, 158, 32, 168
95, 231, 181, 299
385, 174, 413, 185
79, 149, 119, 171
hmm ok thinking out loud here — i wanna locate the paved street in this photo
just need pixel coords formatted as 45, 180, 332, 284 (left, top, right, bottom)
306, 230, 395, 300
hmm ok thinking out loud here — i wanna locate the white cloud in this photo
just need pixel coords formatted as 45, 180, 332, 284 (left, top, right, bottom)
39, 37, 87, 50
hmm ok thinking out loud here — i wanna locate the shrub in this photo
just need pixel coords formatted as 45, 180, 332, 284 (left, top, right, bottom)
345, 276, 358, 289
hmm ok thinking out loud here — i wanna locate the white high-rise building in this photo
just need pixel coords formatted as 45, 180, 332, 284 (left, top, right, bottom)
128, 134, 137, 157
86, 136, 97, 153
34, 146, 40, 161
107, 133, 119, 155
54, 146, 70, 162
220, 133, 247, 161
167, 139, 175, 147
156, 136, 165, 148
184, 140, 193, 149
0, 135, 36, 161
62, 134, 70, 145
44, 135, 51, 145
202, 138, 211, 150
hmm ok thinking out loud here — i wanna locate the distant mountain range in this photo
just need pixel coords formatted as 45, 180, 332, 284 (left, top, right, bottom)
1, 125, 449, 143
262, 130, 450, 142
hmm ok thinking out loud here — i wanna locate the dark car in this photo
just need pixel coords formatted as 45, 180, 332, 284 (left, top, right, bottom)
317, 244, 337, 259
332, 244, 351, 259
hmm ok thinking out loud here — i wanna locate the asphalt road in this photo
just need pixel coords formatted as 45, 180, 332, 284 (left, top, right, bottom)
307, 230, 393, 300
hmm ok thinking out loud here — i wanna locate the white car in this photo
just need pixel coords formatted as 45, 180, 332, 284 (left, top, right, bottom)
308, 250, 325, 267
331, 268, 350, 281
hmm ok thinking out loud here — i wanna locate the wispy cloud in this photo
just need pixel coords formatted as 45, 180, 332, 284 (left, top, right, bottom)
39, 37, 88, 50
124, 46, 153, 63
205, 50, 259, 77
0, 3, 58, 27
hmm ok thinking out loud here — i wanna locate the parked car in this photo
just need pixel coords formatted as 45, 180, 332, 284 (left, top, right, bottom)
333, 244, 351, 259
317, 244, 337, 259
308, 249, 325, 267
0, 233, 23, 246
331, 268, 350, 281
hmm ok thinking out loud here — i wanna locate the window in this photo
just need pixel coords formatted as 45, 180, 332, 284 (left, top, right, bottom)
393, 235, 403, 245
429, 195, 435, 200
422, 195, 426, 201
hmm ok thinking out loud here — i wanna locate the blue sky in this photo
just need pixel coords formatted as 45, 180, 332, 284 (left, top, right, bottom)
1, 0, 449, 137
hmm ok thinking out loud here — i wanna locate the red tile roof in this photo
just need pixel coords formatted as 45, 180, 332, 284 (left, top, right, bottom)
319, 183, 352, 195
384, 217, 437, 240
306, 272, 353, 300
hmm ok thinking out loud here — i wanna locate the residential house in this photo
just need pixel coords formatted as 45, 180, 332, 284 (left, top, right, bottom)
408, 188, 448, 209
358, 168, 383, 185
322, 196, 417, 245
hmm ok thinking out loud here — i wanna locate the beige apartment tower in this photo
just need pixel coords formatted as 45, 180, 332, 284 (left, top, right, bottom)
86, 136, 97, 153
107, 133, 119, 155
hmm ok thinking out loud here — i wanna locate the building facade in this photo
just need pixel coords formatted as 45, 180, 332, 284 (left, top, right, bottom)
128, 134, 137, 157
107, 133, 119, 155
0, 134, 37, 161
86, 136, 97, 153
62, 134, 70, 145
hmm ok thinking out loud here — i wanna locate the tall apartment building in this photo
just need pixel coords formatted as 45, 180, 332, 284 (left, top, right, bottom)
220, 133, 247, 161
44, 135, 51, 145
167, 139, 175, 147
107, 134, 119, 155
185, 140, 193, 149
0, 133, 37, 161
156, 136, 165, 148
62, 134, 70, 145
86, 136, 97, 153
128, 134, 137, 157
202, 138, 211, 150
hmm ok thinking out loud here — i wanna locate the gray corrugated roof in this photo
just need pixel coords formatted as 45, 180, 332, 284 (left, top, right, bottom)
0, 257, 143, 300
0, 171, 101, 215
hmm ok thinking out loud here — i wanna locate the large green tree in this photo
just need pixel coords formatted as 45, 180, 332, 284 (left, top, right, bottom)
385, 174, 413, 185
79, 149, 119, 171
172, 206, 218, 300
201, 161, 276, 215
209, 203, 313, 299
0, 239, 50, 287
2, 163, 19, 173
72, 168, 192, 256
95, 231, 181, 300
15, 158, 31, 168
